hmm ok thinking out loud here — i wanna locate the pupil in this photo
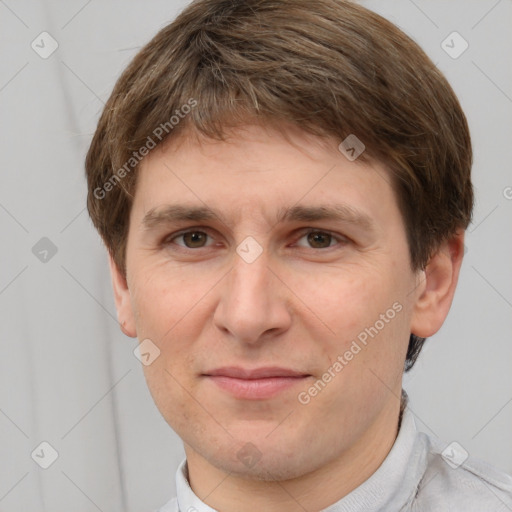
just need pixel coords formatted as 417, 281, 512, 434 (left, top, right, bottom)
308, 232, 331, 248
185, 232, 205, 247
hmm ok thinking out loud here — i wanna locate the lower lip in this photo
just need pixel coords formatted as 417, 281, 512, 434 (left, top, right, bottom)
206, 375, 310, 400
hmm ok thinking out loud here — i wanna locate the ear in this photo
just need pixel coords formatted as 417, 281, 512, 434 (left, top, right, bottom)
108, 254, 137, 338
410, 230, 465, 338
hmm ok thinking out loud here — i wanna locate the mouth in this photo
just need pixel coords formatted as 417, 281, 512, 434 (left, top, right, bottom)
202, 366, 312, 400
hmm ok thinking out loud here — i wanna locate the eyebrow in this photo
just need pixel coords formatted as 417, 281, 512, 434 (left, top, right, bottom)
141, 204, 375, 232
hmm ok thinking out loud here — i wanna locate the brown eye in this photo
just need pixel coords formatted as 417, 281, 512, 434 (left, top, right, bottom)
306, 231, 333, 249
181, 231, 209, 248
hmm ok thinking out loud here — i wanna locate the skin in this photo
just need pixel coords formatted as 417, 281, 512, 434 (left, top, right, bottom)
109, 122, 465, 512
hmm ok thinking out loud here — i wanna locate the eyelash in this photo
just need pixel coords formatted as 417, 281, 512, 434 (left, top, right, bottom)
162, 227, 349, 251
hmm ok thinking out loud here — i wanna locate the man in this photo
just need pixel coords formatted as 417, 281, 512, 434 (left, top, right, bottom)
85, 0, 512, 510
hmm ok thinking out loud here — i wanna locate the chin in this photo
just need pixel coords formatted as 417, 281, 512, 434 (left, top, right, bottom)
217, 453, 313, 482
203, 431, 327, 482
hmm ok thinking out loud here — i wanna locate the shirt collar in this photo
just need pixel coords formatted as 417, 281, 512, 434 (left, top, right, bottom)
175, 404, 427, 512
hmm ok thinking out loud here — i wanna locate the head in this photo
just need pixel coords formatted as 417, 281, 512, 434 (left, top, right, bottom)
86, 0, 472, 482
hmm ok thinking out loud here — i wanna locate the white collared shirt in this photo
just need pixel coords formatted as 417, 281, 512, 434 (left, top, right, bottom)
154, 407, 512, 511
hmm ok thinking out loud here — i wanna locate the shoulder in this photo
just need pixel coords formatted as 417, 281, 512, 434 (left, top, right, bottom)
152, 496, 179, 512
411, 431, 512, 511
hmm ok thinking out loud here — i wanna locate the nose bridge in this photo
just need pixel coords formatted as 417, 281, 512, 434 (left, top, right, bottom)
228, 250, 273, 312
229, 230, 273, 300
214, 247, 290, 342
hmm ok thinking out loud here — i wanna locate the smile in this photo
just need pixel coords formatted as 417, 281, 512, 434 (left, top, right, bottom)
203, 367, 311, 400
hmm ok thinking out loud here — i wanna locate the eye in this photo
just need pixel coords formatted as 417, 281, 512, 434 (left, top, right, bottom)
166, 230, 213, 249
163, 228, 347, 252
294, 230, 346, 249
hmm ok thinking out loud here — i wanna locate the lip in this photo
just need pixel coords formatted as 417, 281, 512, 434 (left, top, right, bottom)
203, 366, 311, 400
205, 366, 309, 379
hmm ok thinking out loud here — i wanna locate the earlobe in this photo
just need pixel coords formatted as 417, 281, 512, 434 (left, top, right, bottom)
108, 254, 137, 338
410, 230, 465, 338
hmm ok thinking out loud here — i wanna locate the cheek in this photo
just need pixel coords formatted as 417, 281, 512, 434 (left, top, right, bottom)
286, 262, 393, 335
130, 261, 213, 339
292, 262, 410, 373
142, 361, 209, 442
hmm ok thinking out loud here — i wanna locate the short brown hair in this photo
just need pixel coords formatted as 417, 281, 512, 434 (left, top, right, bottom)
85, 0, 473, 370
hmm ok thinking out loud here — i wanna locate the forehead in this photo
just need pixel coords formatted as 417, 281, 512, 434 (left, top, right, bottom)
131, 123, 399, 230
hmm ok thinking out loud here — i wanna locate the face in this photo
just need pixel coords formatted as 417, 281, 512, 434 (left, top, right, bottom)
111, 122, 457, 481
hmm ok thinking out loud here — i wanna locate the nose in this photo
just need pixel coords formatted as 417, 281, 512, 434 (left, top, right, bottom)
213, 249, 292, 345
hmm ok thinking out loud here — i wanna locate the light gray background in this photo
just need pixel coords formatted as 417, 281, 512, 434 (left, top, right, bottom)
0, 1, 511, 511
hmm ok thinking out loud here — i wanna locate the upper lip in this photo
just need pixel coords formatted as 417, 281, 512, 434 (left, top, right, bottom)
204, 367, 310, 379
